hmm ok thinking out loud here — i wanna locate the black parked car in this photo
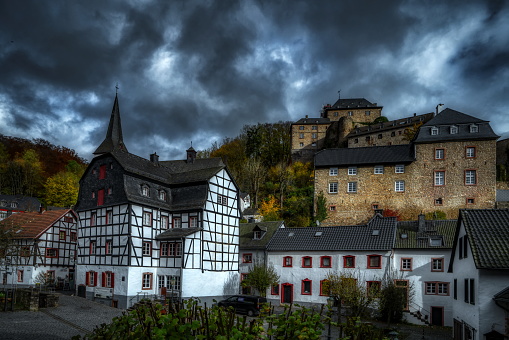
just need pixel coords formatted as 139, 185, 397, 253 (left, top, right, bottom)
217, 295, 267, 316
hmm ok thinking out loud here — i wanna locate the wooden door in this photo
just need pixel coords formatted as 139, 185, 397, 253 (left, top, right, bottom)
282, 283, 293, 304
431, 306, 443, 326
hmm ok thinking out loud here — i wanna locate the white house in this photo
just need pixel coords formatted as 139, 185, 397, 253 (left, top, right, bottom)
75, 94, 240, 308
265, 214, 397, 305
448, 209, 509, 340
0, 209, 78, 289
394, 215, 456, 326
239, 221, 285, 294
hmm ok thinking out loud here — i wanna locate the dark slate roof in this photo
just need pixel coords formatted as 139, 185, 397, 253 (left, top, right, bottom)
0, 195, 41, 212
414, 108, 499, 143
455, 209, 509, 269
266, 214, 396, 251
347, 113, 433, 138
327, 98, 382, 109
315, 144, 414, 167
239, 221, 284, 250
0, 209, 76, 239
110, 151, 225, 185
395, 219, 456, 249
496, 190, 509, 202
156, 227, 202, 240
94, 94, 128, 155
242, 208, 260, 216
294, 117, 330, 125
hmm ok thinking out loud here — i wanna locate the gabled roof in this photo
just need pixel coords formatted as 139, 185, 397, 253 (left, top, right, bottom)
239, 221, 284, 250
0, 195, 41, 212
0, 209, 75, 239
347, 112, 433, 138
327, 98, 382, 110
395, 219, 456, 249
414, 108, 499, 143
451, 209, 509, 270
266, 214, 396, 251
315, 144, 414, 167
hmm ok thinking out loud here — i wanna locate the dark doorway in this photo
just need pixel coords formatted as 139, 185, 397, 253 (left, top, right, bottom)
282, 283, 293, 304
431, 306, 443, 326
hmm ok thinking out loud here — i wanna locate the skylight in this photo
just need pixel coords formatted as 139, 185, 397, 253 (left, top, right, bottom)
372, 230, 380, 236
315, 231, 323, 237
430, 237, 442, 246
288, 232, 294, 237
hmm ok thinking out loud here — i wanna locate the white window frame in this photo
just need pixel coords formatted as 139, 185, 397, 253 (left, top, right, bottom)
395, 180, 405, 192
466, 147, 475, 158
348, 167, 357, 175
347, 182, 357, 193
329, 182, 338, 194
470, 124, 478, 133
141, 185, 150, 197
435, 149, 444, 160
161, 215, 169, 229
142, 242, 151, 256
395, 164, 404, 173
329, 168, 338, 176
299, 133, 304, 139
143, 211, 152, 226
142, 273, 153, 290
431, 127, 439, 135
374, 165, 384, 174
450, 125, 458, 134
190, 216, 198, 228
435, 171, 445, 186
465, 170, 477, 185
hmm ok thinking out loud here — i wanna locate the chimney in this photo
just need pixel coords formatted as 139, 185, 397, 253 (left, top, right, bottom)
435, 104, 445, 116
150, 152, 159, 165
418, 214, 426, 233
186, 146, 197, 164
413, 113, 416, 117
305, 115, 308, 119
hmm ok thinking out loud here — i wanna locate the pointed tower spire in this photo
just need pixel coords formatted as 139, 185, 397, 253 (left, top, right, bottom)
93, 93, 128, 155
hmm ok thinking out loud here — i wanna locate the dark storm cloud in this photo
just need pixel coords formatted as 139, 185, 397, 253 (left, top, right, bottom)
0, 0, 508, 161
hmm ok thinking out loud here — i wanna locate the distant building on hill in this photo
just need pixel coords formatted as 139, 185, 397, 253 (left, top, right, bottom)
315, 108, 499, 225
0, 195, 41, 221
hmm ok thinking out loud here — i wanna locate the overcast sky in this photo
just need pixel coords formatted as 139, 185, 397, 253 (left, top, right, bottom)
1, 0, 508, 162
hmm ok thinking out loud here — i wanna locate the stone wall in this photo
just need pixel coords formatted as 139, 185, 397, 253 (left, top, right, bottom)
348, 127, 411, 148
324, 107, 382, 123
316, 140, 497, 225
291, 122, 329, 163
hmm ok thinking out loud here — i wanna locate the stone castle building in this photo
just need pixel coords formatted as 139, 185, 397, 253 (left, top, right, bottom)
291, 98, 382, 162
314, 108, 499, 225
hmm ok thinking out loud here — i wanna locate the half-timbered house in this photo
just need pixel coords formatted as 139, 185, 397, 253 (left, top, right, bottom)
75, 94, 240, 308
0, 209, 78, 289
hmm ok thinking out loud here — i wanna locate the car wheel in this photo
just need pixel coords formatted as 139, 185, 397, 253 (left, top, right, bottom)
247, 309, 254, 317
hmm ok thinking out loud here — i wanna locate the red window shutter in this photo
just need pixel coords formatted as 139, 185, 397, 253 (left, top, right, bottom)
97, 189, 104, 206
111, 273, 115, 288
94, 272, 98, 287
102, 272, 106, 287
86, 272, 90, 286
99, 165, 106, 179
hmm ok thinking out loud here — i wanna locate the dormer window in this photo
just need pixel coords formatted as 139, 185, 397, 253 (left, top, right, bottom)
141, 185, 150, 197
10, 202, 17, 208
450, 125, 458, 134
158, 190, 167, 201
470, 124, 478, 133
431, 127, 439, 135
253, 230, 262, 239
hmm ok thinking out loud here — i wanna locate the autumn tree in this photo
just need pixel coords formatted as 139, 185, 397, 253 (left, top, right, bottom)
402, 122, 423, 141
241, 261, 279, 297
322, 272, 379, 320
259, 195, 280, 221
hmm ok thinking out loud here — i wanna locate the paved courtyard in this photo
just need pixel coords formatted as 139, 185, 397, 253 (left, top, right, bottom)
0, 294, 124, 340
